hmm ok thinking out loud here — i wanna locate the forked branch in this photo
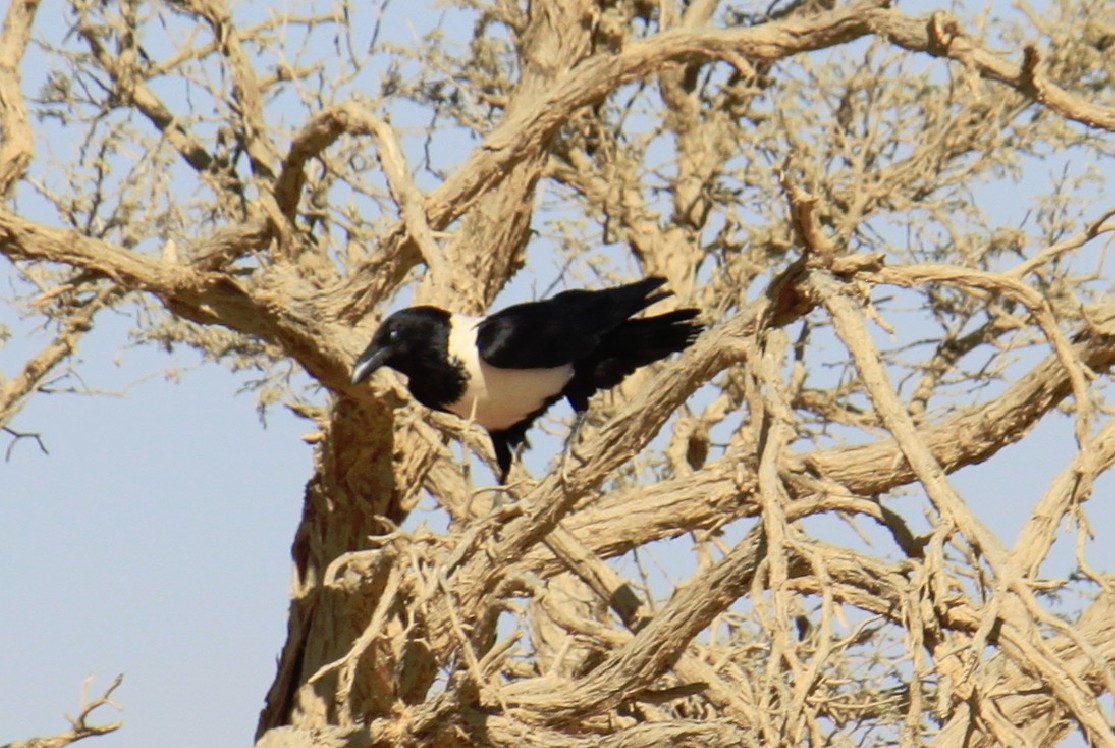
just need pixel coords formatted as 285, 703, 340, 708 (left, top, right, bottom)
4, 674, 124, 748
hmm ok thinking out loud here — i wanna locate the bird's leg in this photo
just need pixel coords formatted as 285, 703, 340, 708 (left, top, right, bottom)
559, 410, 588, 483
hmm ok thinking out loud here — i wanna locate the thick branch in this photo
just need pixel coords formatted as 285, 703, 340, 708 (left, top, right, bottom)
0, 211, 355, 390
328, 1, 890, 319
274, 105, 369, 218
184, 0, 279, 178
932, 584, 1115, 747
504, 525, 768, 725
513, 298, 1115, 578
331, 2, 1113, 320
275, 105, 448, 289
446, 311, 752, 618
0, 0, 39, 196
814, 270, 1115, 746
876, 11, 1115, 131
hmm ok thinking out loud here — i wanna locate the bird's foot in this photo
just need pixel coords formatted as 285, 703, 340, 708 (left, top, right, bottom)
559, 412, 588, 483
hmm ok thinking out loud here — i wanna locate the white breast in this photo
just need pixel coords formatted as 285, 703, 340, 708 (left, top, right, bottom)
446, 315, 573, 431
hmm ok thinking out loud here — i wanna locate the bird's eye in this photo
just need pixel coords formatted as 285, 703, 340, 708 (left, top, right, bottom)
388, 328, 401, 341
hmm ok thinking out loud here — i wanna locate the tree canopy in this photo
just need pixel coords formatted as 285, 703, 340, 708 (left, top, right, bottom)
3, 0, 1115, 746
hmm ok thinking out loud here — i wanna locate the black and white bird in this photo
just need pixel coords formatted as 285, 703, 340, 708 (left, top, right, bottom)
350, 276, 702, 481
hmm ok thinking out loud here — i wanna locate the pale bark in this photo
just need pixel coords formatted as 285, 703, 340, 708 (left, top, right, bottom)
3, 0, 1114, 746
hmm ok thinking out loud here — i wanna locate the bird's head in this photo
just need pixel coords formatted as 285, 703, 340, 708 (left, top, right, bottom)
350, 306, 451, 386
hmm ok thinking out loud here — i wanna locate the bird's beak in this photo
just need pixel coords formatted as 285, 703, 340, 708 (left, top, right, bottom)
351, 346, 391, 386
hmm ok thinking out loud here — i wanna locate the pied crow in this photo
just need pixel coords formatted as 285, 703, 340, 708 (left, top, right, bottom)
350, 276, 702, 481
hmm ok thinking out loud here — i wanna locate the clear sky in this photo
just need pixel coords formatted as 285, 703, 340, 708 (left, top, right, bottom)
1, 307, 309, 745
2, 1, 1113, 747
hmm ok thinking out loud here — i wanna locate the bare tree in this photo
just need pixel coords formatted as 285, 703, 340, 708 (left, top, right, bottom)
3, 0, 1114, 746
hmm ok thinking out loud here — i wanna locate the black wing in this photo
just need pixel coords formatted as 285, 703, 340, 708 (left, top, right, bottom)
476, 277, 671, 369
562, 309, 702, 412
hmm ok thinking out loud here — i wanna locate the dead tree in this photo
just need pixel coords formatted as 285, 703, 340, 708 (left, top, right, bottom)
2, 0, 1114, 745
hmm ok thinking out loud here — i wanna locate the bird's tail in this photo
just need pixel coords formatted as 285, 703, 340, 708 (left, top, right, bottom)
552, 276, 674, 322
609, 276, 673, 316
605, 308, 703, 367
563, 307, 703, 412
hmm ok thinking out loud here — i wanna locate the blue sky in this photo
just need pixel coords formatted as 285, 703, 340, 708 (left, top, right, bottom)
3, 1, 1114, 746
1, 307, 308, 745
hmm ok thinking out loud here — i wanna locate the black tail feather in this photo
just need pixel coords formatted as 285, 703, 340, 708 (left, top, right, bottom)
563, 308, 702, 412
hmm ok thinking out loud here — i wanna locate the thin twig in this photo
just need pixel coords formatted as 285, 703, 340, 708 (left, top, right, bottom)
5, 674, 124, 748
